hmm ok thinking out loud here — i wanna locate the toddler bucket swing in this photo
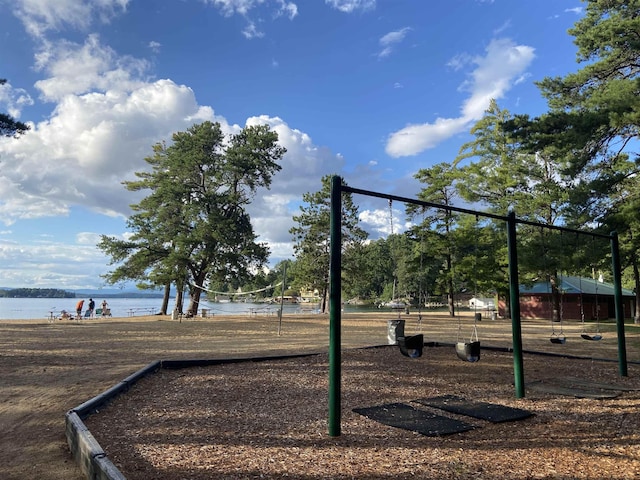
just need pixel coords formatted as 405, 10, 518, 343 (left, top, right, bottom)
579, 285, 602, 341
581, 236, 603, 341
397, 206, 426, 359
455, 215, 481, 363
398, 334, 424, 358
456, 318, 481, 362
542, 229, 566, 344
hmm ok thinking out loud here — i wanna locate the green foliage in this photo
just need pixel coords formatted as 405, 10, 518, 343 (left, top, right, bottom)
98, 121, 285, 314
519, 0, 640, 319
290, 175, 368, 312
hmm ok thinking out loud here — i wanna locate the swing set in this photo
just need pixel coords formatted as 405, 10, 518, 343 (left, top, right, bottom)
581, 236, 604, 341
388, 201, 485, 362
327, 176, 629, 437
453, 215, 482, 363
388, 200, 425, 358
541, 230, 605, 345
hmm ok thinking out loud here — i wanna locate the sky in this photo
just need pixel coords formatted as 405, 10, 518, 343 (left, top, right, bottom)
0, 0, 585, 290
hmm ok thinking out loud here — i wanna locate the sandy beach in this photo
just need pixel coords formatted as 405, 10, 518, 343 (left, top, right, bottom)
1, 312, 639, 479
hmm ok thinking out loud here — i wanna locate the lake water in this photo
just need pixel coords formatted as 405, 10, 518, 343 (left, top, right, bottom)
0, 297, 400, 320
0, 297, 328, 320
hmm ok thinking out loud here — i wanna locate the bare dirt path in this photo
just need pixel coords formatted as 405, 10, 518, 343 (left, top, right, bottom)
1, 312, 638, 479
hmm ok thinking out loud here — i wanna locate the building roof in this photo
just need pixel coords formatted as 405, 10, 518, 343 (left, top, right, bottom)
521, 275, 634, 297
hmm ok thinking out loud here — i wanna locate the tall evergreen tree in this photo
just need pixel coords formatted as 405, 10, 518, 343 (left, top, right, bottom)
412, 162, 461, 316
99, 121, 285, 315
290, 175, 368, 313
454, 101, 577, 319
520, 0, 640, 320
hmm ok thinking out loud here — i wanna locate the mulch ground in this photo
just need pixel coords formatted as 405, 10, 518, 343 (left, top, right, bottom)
1, 312, 639, 479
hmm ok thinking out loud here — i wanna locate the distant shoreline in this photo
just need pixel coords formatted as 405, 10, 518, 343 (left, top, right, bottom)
0, 294, 168, 299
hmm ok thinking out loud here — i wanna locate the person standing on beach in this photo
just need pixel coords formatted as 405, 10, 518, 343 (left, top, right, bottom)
101, 299, 108, 316
88, 298, 95, 318
75, 299, 84, 319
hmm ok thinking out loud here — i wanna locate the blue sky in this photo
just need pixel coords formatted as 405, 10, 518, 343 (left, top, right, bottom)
0, 0, 583, 290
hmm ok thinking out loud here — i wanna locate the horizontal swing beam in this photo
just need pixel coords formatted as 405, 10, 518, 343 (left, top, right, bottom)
341, 185, 612, 240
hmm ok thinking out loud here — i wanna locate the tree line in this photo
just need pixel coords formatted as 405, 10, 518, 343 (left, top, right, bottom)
95, 1, 640, 320
0, 288, 75, 298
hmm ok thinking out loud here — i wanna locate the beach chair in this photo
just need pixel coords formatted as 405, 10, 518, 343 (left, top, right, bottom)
99, 308, 112, 317
84, 309, 92, 318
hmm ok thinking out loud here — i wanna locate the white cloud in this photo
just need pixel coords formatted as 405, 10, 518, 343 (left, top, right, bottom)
76, 232, 102, 245
34, 34, 149, 101
386, 38, 535, 157
242, 115, 346, 261
205, 0, 297, 37
1, 0, 372, 284
0, 35, 223, 224
494, 19, 511, 35
325, 0, 375, 13
377, 27, 411, 59
386, 117, 470, 159
242, 20, 265, 39
446, 53, 472, 71
359, 208, 391, 236
380, 28, 410, 46
0, 36, 345, 271
148, 41, 162, 53
0, 81, 34, 118
245, 114, 345, 198
12, 0, 129, 39
207, 0, 259, 16
0, 238, 109, 289
276, 0, 298, 19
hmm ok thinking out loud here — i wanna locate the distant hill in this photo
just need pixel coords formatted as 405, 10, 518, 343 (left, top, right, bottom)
0, 287, 169, 299
0, 288, 75, 298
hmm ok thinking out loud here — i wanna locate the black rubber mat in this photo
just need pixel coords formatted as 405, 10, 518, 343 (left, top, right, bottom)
413, 395, 534, 423
353, 402, 475, 436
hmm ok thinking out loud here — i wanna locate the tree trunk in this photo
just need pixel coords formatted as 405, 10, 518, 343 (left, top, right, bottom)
447, 253, 455, 317
633, 258, 640, 324
160, 283, 170, 315
187, 271, 206, 316
502, 290, 511, 319
175, 287, 184, 314
320, 284, 328, 314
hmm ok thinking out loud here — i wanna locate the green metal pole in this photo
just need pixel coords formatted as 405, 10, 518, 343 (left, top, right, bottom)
328, 175, 342, 436
507, 211, 525, 398
610, 231, 628, 377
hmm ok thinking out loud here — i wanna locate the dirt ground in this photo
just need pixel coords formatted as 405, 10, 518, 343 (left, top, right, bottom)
1, 311, 639, 479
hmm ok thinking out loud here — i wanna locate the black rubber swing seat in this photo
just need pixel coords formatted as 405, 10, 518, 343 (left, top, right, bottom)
581, 333, 603, 341
550, 335, 566, 344
398, 334, 424, 358
455, 341, 481, 363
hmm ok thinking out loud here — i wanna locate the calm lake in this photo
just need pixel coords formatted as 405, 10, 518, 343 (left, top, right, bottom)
0, 297, 325, 320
